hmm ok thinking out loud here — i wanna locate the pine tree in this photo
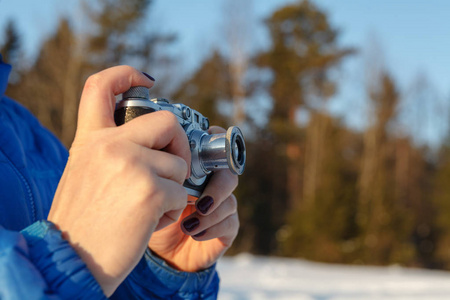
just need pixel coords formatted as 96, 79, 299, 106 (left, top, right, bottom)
432, 143, 450, 268
0, 20, 23, 83
172, 51, 234, 128
6, 18, 80, 145
83, 0, 177, 95
0, 20, 20, 63
84, 0, 152, 68
355, 72, 426, 266
280, 113, 360, 262
255, 0, 353, 211
254, 0, 352, 257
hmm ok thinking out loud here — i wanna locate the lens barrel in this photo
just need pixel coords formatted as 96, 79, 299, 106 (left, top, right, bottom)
190, 126, 246, 177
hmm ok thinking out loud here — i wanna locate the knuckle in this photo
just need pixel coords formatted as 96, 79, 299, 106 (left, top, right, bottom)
97, 138, 124, 160
226, 212, 239, 234
113, 66, 140, 93
174, 156, 189, 182
209, 207, 221, 221
152, 111, 183, 136
118, 65, 136, 73
232, 213, 240, 234
141, 176, 164, 206
223, 214, 237, 232
175, 187, 188, 209
83, 73, 103, 93
150, 181, 187, 211
159, 110, 179, 125
228, 194, 238, 214
96, 139, 146, 175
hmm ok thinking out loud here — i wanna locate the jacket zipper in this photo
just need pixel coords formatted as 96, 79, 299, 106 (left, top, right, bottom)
0, 148, 36, 222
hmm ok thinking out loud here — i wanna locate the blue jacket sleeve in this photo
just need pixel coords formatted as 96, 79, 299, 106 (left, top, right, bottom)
111, 249, 220, 300
0, 221, 106, 300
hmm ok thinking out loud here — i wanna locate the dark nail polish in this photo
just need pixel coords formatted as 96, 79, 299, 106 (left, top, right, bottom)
142, 72, 155, 81
183, 218, 200, 232
194, 230, 207, 238
196, 196, 214, 214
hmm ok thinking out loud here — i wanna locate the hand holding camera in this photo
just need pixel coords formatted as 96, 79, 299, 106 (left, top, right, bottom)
47, 65, 244, 295
48, 66, 190, 296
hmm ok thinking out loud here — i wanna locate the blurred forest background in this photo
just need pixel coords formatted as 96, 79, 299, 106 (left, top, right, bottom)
2, 0, 450, 270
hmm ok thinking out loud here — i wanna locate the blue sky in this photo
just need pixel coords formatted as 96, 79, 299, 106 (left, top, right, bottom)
1, 0, 448, 90
1, 0, 449, 144
1, 0, 449, 92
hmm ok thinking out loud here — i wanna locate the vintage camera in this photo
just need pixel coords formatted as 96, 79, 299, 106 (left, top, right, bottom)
114, 86, 246, 201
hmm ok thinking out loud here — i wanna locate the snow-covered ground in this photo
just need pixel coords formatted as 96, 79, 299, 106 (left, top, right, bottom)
217, 253, 450, 300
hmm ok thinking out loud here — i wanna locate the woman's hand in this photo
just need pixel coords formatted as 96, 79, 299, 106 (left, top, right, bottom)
148, 126, 240, 272
48, 66, 190, 296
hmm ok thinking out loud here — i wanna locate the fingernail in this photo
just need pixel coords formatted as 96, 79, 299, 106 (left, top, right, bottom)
142, 72, 155, 81
183, 218, 200, 232
196, 196, 214, 214
194, 230, 207, 238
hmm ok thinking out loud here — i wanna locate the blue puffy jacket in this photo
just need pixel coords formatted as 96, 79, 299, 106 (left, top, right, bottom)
0, 56, 219, 299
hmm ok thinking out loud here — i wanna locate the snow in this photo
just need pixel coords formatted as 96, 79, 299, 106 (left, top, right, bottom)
217, 253, 450, 300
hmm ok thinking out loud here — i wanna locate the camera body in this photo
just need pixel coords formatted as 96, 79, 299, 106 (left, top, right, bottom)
114, 86, 246, 200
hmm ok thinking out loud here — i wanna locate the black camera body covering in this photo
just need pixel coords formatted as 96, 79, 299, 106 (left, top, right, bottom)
114, 86, 246, 201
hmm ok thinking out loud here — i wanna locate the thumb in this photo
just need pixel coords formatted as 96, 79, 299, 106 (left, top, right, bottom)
77, 65, 154, 133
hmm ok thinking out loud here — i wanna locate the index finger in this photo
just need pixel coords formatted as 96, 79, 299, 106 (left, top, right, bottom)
120, 110, 191, 178
77, 65, 154, 133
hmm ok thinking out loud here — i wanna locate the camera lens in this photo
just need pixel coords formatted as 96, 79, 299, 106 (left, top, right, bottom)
189, 126, 246, 179
232, 134, 245, 168
226, 127, 246, 175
